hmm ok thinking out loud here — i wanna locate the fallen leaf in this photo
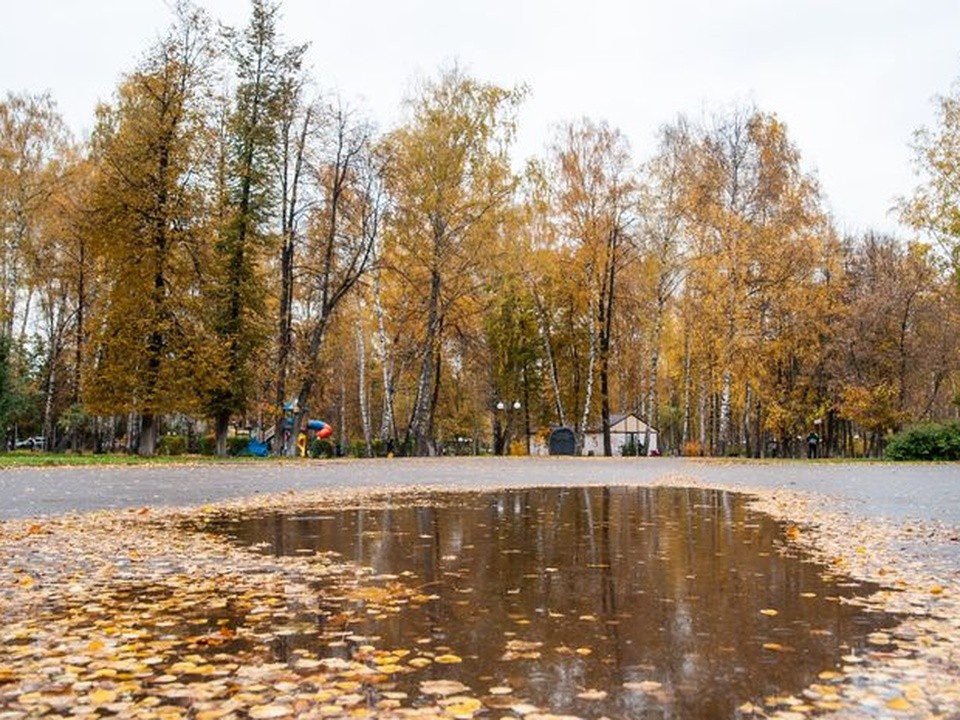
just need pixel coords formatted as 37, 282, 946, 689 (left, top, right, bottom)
886, 696, 911, 711
88, 688, 117, 705
623, 680, 662, 693
248, 704, 294, 719
420, 680, 470, 697
577, 689, 608, 701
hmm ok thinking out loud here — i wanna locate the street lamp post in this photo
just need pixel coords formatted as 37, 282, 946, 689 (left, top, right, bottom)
494, 400, 522, 455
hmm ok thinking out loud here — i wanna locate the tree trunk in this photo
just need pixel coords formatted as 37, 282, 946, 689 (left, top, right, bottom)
215, 410, 229, 457
532, 287, 567, 427
356, 305, 372, 457
407, 266, 442, 456
373, 266, 396, 443
139, 413, 159, 456
578, 316, 598, 453
718, 370, 732, 455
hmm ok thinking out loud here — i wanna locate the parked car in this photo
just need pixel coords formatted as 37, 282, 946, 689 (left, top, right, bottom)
15, 436, 45, 450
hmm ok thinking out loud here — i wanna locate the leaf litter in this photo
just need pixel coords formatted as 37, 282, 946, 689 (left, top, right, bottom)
0, 479, 958, 719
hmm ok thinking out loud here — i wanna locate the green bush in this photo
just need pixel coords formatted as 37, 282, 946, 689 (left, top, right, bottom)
884, 422, 960, 461
308, 438, 334, 458
227, 436, 250, 456
200, 434, 216, 455
157, 435, 187, 456
196, 434, 253, 456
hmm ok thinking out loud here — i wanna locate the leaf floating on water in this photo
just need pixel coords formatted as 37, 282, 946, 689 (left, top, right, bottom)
509, 703, 541, 716
506, 640, 543, 652
760, 608, 779, 617
420, 679, 471, 696
623, 680, 662, 693
762, 643, 786, 652
435, 654, 462, 664
488, 686, 514, 695
577, 689, 608, 701
442, 696, 483, 716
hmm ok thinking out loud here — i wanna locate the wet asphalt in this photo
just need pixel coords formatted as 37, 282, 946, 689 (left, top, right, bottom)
1, 456, 958, 527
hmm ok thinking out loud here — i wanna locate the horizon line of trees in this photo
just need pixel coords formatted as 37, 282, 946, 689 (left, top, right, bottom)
2, 0, 959, 458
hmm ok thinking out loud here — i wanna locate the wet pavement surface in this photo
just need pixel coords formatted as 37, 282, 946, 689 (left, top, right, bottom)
1, 456, 959, 529
1, 460, 958, 718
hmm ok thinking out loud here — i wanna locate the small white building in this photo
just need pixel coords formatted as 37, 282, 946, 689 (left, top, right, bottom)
582, 412, 659, 456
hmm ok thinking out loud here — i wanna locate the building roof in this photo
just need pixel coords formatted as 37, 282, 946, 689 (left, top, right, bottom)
586, 412, 657, 434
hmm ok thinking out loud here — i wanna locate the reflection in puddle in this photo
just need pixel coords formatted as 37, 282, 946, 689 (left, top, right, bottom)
205, 487, 899, 718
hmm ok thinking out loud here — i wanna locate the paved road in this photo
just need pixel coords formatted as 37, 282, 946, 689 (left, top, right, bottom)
1, 456, 959, 527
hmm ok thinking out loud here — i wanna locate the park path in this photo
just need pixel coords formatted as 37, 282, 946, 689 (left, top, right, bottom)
2, 456, 958, 527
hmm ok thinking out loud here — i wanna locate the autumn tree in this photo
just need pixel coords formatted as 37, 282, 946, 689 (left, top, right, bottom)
830, 234, 960, 455
546, 119, 636, 455
675, 107, 835, 456
0, 92, 71, 341
272, 69, 312, 452
633, 121, 692, 451
283, 104, 384, 453
381, 67, 524, 455
900, 78, 960, 282
84, 4, 218, 455
208, 0, 306, 455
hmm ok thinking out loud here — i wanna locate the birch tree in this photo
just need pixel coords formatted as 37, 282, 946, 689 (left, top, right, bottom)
382, 67, 524, 455
284, 105, 383, 452
549, 119, 636, 455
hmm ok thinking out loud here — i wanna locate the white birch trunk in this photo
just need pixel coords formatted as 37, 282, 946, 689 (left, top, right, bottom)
355, 301, 372, 457
577, 317, 598, 451
719, 369, 732, 454
372, 266, 396, 442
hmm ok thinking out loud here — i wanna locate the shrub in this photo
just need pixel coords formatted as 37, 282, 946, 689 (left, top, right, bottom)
157, 435, 187, 456
682, 440, 702, 457
200, 434, 216, 456
884, 423, 960, 461
227, 436, 250, 456
309, 439, 334, 458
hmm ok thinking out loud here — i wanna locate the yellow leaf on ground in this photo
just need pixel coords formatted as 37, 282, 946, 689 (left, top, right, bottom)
248, 704, 294, 719
886, 697, 911, 711
89, 688, 118, 705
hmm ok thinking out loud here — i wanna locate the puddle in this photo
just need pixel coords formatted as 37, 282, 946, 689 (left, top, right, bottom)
204, 486, 900, 718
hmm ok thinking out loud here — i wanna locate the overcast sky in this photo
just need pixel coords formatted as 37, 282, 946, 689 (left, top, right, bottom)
3, 0, 959, 236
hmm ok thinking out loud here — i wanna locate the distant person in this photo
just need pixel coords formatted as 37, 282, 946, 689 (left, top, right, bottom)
806, 431, 820, 459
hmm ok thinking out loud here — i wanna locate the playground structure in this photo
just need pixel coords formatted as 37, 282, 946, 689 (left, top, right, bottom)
248, 402, 333, 457
296, 419, 333, 456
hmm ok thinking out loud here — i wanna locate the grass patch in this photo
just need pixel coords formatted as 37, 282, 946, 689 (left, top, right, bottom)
0, 452, 270, 469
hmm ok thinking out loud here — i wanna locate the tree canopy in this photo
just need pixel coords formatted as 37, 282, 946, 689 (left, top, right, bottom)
2, 1, 958, 457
